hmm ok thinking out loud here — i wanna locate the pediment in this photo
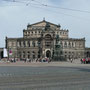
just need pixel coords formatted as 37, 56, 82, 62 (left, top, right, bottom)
29, 20, 59, 28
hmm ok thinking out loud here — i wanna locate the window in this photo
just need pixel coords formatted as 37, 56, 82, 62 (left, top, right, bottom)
39, 31, 40, 33
32, 51, 35, 54
27, 51, 30, 58
23, 51, 25, 58
60, 51, 63, 54
38, 41, 40, 47
65, 52, 67, 54
45, 42, 51, 47
69, 42, 71, 48
72, 42, 74, 47
69, 52, 71, 54
35, 31, 37, 34
65, 55, 67, 58
19, 41, 21, 47
60, 32, 62, 35
64, 42, 67, 47
28, 31, 30, 34
45, 34, 52, 47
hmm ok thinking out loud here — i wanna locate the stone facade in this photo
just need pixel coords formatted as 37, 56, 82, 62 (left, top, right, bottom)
5, 20, 85, 60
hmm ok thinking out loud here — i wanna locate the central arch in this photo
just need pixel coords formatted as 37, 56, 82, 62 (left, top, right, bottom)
46, 50, 51, 58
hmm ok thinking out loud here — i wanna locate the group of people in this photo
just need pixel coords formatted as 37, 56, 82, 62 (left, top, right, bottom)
8, 57, 52, 63
68, 58, 73, 63
80, 58, 90, 64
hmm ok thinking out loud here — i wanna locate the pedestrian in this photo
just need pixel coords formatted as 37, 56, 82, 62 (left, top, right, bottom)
83, 58, 86, 64
24, 58, 26, 62
70, 58, 73, 63
29, 59, 31, 62
80, 58, 83, 64
36, 58, 38, 62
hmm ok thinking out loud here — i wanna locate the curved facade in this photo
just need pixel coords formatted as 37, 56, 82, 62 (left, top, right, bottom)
5, 20, 85, 60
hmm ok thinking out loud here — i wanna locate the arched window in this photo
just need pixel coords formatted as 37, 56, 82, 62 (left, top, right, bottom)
27, 51, 30, 58
65, 51, 67, 54
32, 51, 35, 59
45, 34, 51, 39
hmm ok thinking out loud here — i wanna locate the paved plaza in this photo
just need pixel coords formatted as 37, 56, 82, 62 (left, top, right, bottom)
0, 60, 90, 90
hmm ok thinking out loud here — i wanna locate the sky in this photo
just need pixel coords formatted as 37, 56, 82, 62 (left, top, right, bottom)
0, 0, 90, 48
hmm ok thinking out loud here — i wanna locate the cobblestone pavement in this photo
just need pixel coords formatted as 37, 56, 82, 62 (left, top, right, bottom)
0, 65, 90, 90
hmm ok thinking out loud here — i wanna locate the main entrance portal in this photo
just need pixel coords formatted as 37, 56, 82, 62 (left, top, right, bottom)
46, 50, 51, 58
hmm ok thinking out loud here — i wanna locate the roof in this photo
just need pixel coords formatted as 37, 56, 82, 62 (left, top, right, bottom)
27, 20, 60, 28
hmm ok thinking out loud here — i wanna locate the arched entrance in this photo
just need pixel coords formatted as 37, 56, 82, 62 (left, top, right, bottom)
46, 50, 51, 58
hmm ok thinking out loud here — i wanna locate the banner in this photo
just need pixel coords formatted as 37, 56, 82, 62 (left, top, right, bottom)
9, 49, 12, 55
3, 48, 8, 57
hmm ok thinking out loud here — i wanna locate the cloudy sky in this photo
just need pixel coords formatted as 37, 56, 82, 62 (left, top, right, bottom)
0, 0, 90, 47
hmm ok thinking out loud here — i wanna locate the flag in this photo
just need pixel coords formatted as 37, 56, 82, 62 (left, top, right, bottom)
4, 48, 8, 57
9, 49, 12, 55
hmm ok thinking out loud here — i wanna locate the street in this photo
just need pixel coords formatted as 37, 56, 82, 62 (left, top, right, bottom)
0, 64, 90, 90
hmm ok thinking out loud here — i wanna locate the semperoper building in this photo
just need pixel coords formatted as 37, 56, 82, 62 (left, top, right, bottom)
5, 20, 85, 60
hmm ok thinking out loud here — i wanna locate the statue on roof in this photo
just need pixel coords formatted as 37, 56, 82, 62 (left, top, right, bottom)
45, 22, 50, 31
27, 23, 31, 27
57, 24, 61, 28
43, 17, 45, 21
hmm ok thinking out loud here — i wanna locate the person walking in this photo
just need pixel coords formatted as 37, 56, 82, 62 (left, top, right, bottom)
80, 58, 83, 64
70, 58, 73, 63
